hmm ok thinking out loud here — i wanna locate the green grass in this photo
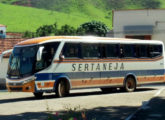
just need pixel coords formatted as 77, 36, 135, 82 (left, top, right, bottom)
159, 0, 165, 8
1, 0, 164, 32
0, 3, 112, 32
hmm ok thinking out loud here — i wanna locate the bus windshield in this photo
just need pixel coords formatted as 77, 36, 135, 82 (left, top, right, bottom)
7, 45, 39, 78
7, 42, 60, 78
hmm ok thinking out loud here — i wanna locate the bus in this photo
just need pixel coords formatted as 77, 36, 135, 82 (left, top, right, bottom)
1, 36, 165, 98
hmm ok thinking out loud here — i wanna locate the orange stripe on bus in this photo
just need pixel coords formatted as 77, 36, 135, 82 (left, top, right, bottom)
17, 36, 80, 45
71, 78, 123, 87
137, 76, 164, 83
71, 75, 165, 88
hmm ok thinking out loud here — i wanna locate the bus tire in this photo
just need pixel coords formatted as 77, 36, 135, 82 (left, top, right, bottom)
124, 77, 136, 92
56, 80, 69, 97
33, 92, 43, 98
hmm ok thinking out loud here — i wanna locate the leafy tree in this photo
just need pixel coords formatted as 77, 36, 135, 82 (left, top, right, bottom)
57, 24, 76, 35
78, 21, 109, 37
36, 23, 57, 37
23, 31, 35, 38
76, 27, 86, 35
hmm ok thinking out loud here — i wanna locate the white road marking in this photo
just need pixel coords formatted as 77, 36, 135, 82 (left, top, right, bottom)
125, 88, 165, 120
154, 88, 165, 97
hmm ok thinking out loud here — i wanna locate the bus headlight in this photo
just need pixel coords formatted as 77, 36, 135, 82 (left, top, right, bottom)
23, 77, 36, 84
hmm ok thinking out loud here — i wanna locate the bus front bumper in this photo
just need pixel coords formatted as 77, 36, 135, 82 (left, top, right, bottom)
6, 80, 35, 92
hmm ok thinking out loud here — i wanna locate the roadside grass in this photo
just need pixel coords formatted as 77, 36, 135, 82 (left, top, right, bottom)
0, 3, 112, 32
45, 101, 90, 120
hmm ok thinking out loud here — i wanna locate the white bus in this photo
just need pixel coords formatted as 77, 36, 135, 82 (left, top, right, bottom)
1, 36, 165, 98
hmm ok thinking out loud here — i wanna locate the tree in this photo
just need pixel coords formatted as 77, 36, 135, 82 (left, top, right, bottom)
23, 31, 35, 38
36, 23, 57, 37
58, 24, 76, 35
77, 21, 109, 37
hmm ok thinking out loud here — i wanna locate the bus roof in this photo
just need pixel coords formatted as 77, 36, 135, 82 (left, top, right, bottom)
16, 36, 163, 46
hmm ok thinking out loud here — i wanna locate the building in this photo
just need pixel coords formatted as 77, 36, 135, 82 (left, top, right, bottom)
113, 9, 165, 44
0, 24, 7, 39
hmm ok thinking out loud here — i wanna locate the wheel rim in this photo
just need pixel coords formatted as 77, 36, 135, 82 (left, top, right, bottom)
58, 82, 65, 97
126, 79, 135, 90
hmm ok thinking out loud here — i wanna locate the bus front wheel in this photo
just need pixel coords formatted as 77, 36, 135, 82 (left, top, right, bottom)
56, 80, 69, 97
124, 77, 136, 92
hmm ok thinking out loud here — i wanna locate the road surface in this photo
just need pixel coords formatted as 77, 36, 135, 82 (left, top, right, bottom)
0, 84, 165, 120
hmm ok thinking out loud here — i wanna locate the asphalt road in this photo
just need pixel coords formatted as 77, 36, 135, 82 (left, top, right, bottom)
0, 84, 165, 120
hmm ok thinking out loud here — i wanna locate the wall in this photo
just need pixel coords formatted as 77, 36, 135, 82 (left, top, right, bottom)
0, 38, 25, 55
113, 9, 165, 44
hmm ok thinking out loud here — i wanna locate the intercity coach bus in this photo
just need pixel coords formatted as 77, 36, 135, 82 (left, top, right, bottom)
1, 36, 165, 98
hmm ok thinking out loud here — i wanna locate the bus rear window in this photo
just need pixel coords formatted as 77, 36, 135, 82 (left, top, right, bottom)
150, 45, 162, 57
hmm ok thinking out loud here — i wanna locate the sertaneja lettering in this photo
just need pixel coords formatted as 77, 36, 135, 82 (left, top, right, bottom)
71, 63, 125, 72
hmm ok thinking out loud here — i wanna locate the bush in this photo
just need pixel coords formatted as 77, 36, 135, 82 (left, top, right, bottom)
36, 23, 57, 37
78, 21, 109, 37
57, 24, 77, 35
23, 31, 36, 38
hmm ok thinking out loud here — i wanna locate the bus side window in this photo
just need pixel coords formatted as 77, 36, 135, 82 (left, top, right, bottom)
100, 44, 106, 58
82, 44, 100, 59
122, 44, 136, 58
138, 45, 150, 58
106, 44, 119, 58
150, 45, 162, 58
63, 43, 80, 59
36, 42, 59, 71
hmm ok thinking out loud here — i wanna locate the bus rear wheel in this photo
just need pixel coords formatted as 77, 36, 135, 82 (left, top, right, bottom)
33, 92, 43, 99
56, 80, 69, 97
124, 77, 136, 92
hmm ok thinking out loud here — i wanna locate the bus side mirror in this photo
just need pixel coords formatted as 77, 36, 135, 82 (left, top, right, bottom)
59, 55, 65, 61
37, 46, 44, 61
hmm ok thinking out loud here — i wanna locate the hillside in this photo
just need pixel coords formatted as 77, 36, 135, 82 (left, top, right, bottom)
0, 3, 111, 32
0, 0, 165, 32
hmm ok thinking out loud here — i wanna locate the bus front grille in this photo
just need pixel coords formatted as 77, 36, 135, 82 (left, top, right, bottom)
8, 82, 23, 86
9, 87, 23, 91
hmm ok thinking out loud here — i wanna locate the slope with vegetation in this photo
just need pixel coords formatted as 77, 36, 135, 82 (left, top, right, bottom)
0, 3, 111, 32
0, 0, 164, 32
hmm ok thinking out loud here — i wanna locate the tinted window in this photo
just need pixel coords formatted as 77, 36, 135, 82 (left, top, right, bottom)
138, 45, 149, 58
36, 42, 59, 70
150, 45, 162, 57
63, 43, 80, 58
82, 44, 100, 58
121, 44, 135, 58
106, 44, 119, 58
